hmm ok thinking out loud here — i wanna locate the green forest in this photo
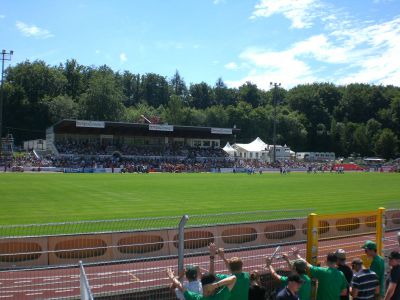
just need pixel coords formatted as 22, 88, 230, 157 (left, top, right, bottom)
2, 59, 400, 158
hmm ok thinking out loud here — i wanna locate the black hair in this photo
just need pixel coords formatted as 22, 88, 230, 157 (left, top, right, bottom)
201, 273, 217, 286
327, 253, 337, 264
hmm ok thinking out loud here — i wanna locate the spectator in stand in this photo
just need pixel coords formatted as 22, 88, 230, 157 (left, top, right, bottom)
209, 243, 250, 300
276, 273, 304, 300
384, 251, 400, 300
167, 268, 236, 300
173, 266, 203, 300
350, 258, 379, 300
362, 240, 385, 299
335, 249, 353, 300
293, 248, 348, 300
265, 252, 311, 300
248, 271, 266, 300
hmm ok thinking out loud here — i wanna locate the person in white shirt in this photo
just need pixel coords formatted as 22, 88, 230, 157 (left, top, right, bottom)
174, 265, 202, 300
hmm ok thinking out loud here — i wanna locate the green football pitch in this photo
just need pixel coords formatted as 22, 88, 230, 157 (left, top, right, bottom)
0, 172, 399, 227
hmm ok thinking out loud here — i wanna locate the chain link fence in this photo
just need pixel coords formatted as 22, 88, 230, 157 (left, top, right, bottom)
0, 207, 398, 299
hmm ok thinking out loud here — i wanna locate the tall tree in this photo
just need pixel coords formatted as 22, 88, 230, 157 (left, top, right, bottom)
189, 82, 214, 109
374, 129, 399, 159
238, 82, 261, 108
170, 70, 188, 101
80, 72, 125, 121
140, 73, 170, 107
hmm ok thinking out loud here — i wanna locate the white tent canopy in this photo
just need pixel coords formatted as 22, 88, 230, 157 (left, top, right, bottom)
234, 137, 268, 152
222, 142, 237, 155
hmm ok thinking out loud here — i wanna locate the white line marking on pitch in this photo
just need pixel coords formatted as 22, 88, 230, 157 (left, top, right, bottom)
26, 292, 43, 296
55, 289, 75, 293
112, 282, 132, 287
43, 277, 60, 281
13, 280, 32, 284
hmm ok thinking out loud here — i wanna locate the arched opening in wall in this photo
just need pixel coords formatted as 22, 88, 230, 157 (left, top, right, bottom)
118, 235, 164, 254
54, 238, 107, 259
221, 227, 258, 244
336, 218, 360, 232
174, 231, 214, 249
365, 215, 377, 228
0, 242, 42, 263
264, 223, 296, 240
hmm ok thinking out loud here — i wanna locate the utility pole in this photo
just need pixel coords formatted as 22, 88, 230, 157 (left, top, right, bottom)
270, 82, 281, 164
0, 50, 13, 153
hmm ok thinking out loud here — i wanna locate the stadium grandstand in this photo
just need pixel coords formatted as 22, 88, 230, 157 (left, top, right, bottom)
41, 119, 238, 172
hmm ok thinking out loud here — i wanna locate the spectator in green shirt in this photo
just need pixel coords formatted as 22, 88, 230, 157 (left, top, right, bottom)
265, 252, 311, 300
294, 248, 348, 300
167, 268, 237, 300
209, 243, 250, 300
362, 240, 385, 299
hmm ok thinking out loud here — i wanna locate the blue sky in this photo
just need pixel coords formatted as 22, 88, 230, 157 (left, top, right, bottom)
1, 0, 399, 89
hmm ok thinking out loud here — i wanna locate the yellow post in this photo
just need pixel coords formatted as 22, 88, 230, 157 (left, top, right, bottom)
376, 207, 385, 256
306, 213, 318, 266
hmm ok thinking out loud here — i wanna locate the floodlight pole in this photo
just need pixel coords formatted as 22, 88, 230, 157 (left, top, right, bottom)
0, 50, 13, 152
270, 82, 281, 164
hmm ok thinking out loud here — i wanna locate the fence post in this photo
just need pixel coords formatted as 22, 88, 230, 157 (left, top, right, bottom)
79, 260, 94, 300
178, 215, 189, 282
376, 207, 385, 256
306, 213, 318, 265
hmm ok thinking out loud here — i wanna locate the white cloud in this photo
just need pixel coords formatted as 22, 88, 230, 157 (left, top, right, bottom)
226, 46, 316, 89
16, 21, 54, 39
0, 15, 5, 19
251, 0, 321, 29
224, 62, 238, 70
227, 1, 400, 89
119, 52, 127, 63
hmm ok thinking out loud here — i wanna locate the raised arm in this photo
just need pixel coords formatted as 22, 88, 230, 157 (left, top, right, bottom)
209, 243, 217, 274
167, 268, 184, 292
281, 252, 292, 270
213, 275, 237, 291
217, 247, 230, 270
265, 256, 282, 281
292, 247, 312, 270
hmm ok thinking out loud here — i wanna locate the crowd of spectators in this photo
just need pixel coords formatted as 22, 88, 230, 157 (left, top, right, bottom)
55, 140, 229, 159
167, 240, 399, 300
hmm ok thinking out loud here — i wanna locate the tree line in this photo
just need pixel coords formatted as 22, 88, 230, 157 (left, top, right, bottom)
2, 59, 400, 159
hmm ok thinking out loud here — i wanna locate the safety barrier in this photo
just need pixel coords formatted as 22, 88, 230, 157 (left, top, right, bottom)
0, 207, 398, 299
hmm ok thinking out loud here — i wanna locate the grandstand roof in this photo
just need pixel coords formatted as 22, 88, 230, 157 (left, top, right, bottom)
49, 119, 240, 138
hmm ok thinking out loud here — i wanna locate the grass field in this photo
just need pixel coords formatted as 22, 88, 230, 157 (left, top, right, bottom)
0, 172, 399, 228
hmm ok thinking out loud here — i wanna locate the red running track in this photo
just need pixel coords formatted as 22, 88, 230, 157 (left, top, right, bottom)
0, 232, 398, 299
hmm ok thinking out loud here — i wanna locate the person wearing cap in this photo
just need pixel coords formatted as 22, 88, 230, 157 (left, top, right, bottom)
209, 243, 250, 300
167, 268, 237, 300
384, 251, 400, 300
276, 273, 303, 300
265, 253, 311, 300
335, 249, 353, 300
174, 265, 203, 300
362, 240, 385, 299
350, 258, 379, 300
293, 248, 348, 300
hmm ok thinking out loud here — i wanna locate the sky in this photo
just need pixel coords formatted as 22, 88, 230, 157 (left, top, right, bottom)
1, 0, 400, 90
